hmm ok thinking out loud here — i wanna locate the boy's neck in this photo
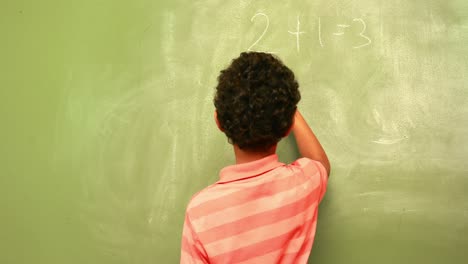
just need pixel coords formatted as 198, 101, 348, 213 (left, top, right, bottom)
233, 145, 277, 164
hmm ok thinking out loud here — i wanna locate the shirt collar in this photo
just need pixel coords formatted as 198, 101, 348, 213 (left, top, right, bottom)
218, 154, 284, 183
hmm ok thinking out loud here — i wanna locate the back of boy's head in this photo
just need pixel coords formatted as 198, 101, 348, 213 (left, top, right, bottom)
214, 52, 301, 152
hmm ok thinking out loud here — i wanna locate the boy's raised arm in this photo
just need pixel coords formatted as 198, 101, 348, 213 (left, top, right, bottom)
292, 110, 331, 176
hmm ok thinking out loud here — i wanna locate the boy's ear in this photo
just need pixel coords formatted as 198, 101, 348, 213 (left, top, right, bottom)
214, 111, 224, 132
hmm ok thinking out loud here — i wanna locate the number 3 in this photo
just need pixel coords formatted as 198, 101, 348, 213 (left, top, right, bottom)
353, 18, 372, 49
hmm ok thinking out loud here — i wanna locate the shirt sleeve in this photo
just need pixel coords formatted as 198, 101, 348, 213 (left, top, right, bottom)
180, 213, 209, 264
291, 158, 328, 203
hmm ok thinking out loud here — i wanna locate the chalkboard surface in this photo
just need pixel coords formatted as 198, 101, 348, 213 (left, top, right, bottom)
2, 0, 468, 263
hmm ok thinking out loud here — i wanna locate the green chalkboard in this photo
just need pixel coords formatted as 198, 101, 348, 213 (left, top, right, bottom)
1, 0, 468, 263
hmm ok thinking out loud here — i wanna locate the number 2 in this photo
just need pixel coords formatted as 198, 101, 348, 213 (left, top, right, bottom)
247, 13, 273, 53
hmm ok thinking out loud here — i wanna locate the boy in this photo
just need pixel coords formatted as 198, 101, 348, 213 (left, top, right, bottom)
181, 52, 330, 263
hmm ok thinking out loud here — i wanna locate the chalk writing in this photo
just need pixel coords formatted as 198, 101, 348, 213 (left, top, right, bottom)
332, 24, 351, 36
318, 17, 324, 47
353, 18, 372, 49
246, 13, 373, 52
319, 17, 372, 48
288, 15, 306, 52
247, 13, 273, 53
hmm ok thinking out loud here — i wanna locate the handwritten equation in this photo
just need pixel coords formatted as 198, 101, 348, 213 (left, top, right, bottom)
247, 12, 372, 53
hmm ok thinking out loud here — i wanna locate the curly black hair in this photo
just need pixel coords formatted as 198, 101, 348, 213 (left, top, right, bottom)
214, 52, 301, 152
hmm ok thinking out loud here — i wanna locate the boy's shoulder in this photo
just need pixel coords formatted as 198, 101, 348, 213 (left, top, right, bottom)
291, 157, 326, 176
185, 183, 224, 216
186, 157, 327, 215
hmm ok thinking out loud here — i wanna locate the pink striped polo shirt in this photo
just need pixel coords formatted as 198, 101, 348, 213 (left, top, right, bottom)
180, 154, 328, 264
